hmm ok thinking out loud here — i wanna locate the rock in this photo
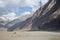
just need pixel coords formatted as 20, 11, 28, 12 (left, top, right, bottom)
28, 0, 60, 31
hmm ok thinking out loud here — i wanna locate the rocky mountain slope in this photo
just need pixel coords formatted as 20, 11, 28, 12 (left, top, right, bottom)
28, 0, 60, 31
6, 14, 33, 31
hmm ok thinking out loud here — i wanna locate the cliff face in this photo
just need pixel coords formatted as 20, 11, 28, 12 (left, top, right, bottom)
28, 0, 60, 31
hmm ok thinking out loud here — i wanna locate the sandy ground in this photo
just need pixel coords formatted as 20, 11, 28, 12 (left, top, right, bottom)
0, 31, 60, 40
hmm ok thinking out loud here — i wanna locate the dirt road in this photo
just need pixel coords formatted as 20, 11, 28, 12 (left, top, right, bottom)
0, 31, 60, 40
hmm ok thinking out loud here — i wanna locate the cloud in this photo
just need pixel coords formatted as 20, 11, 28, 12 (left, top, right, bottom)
0, 0, 48, 20
6, 0, 41, 11
21, 11, 31, 16
24, 0, 41, 12
0, 0, 8, 8
0, 12, 17, 21
23, 0, 40, 7
15, 0, 48, 12
41, 0, 48, 4
0, 0, 5, 8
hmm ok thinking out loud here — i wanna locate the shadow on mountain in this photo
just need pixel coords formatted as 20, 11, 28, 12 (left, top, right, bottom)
31, 0, 60, 31
39, 15, 60, 31
7, 17, 31, 31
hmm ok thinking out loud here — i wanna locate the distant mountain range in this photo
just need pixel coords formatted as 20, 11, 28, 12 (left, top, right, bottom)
0, 14, 33, 31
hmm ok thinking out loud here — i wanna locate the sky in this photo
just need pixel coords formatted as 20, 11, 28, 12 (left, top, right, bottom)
0, 0, 48, 21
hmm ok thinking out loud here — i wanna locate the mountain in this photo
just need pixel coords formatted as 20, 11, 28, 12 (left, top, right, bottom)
27, 0, 60, 31
0, 17, 8, 28
6, 14, 33, 31
0, 17, 9, 31
2, 0, 60, 31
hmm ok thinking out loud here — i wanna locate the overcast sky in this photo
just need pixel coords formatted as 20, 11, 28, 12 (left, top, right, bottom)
0, 0, 48, 21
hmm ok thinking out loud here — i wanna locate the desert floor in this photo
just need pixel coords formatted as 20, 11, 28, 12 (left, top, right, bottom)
0, 31, 60, 40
